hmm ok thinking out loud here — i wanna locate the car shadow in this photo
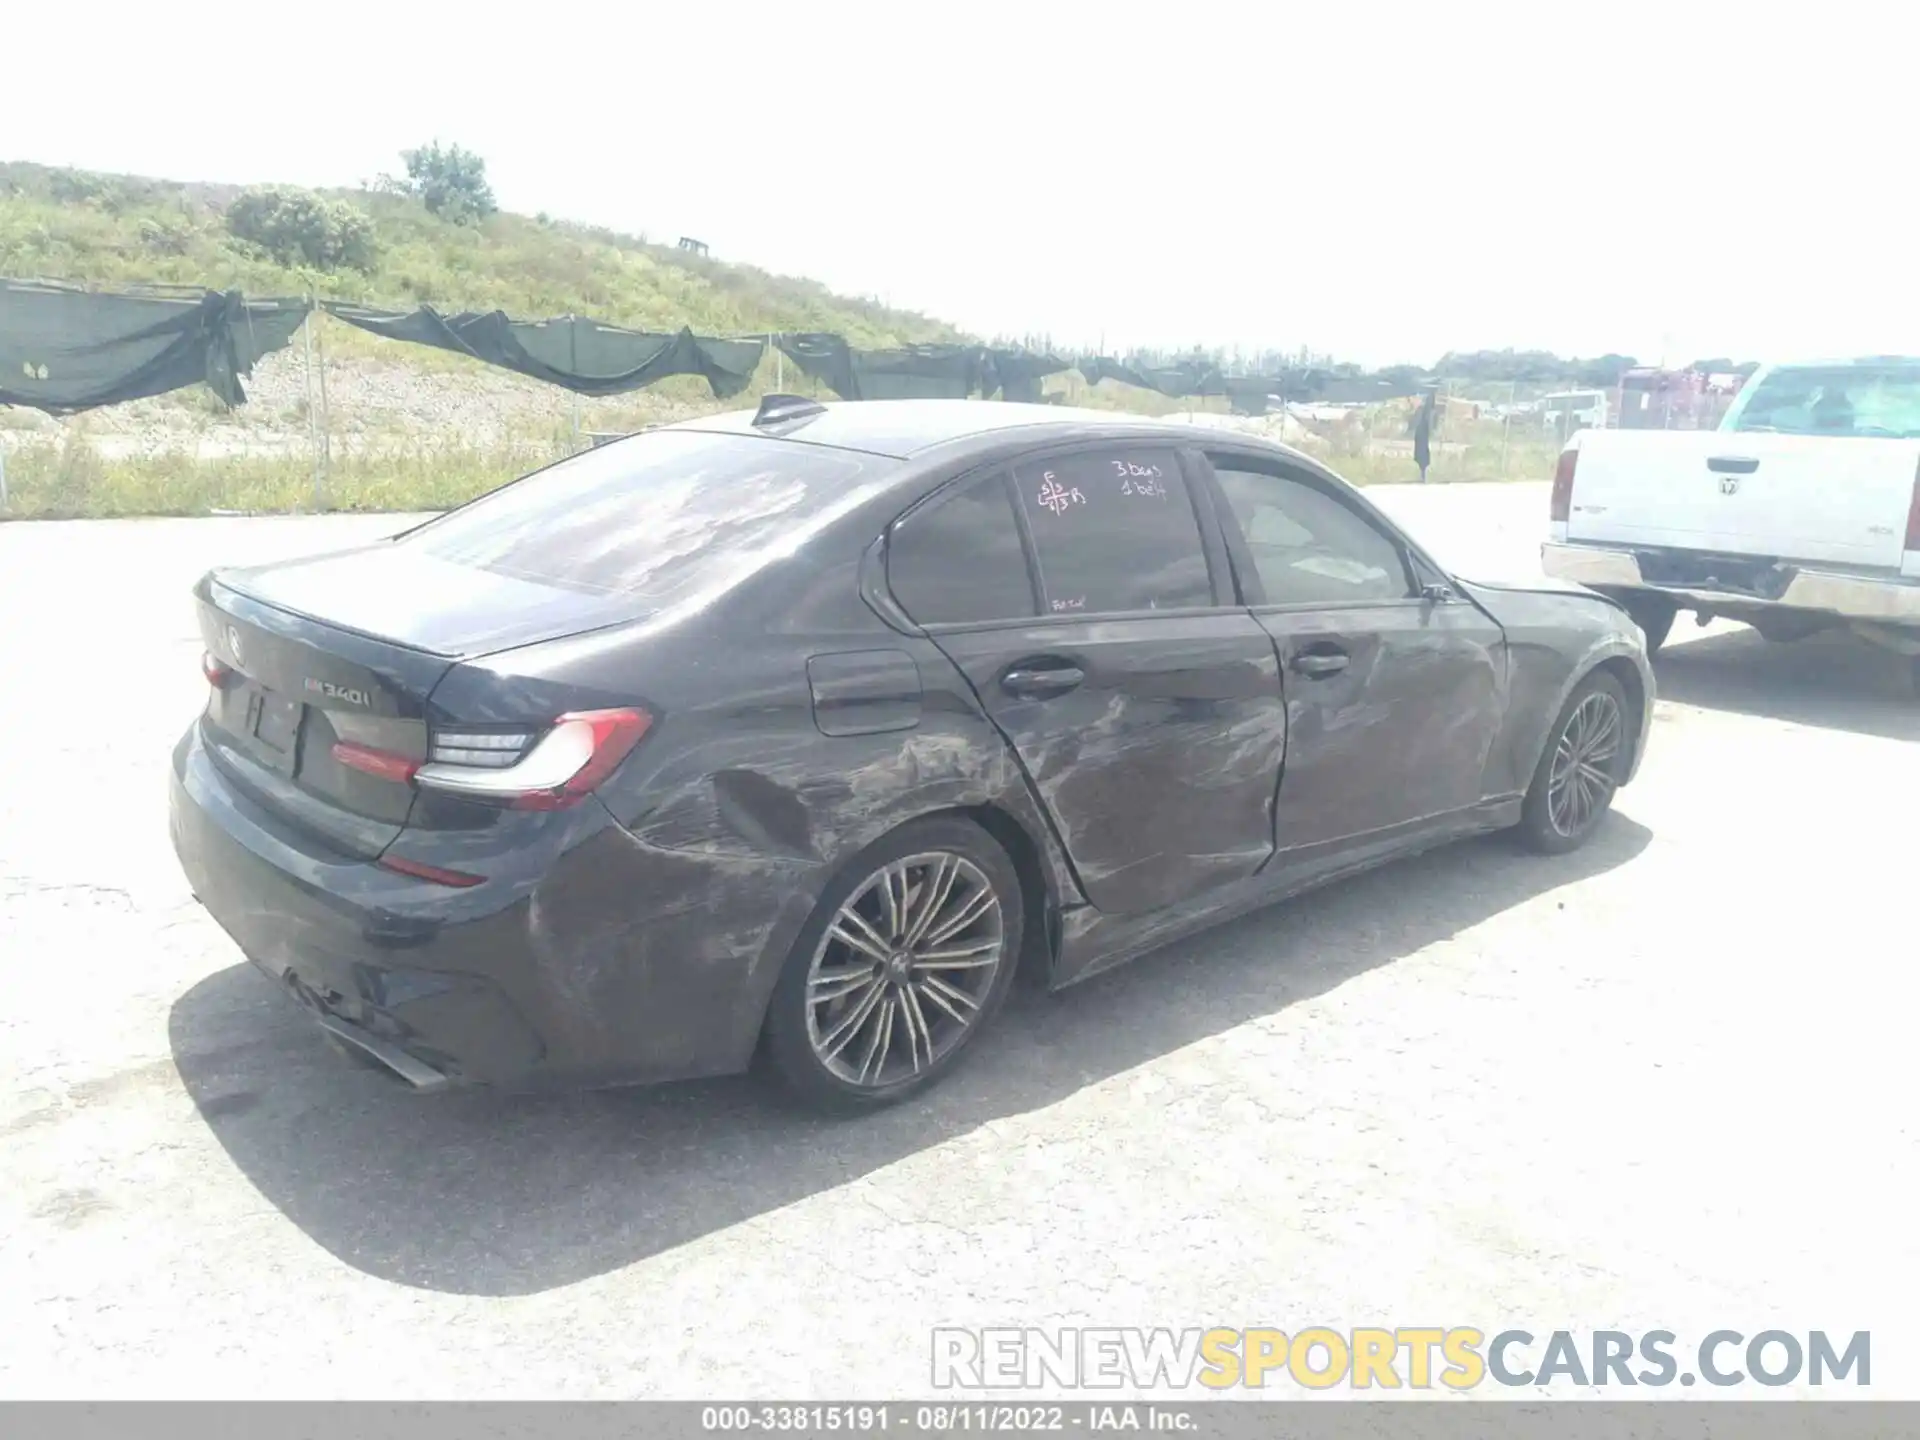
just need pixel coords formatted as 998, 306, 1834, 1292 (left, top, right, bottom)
1656, 626, 1920, 741
168, 817, 1652, 1297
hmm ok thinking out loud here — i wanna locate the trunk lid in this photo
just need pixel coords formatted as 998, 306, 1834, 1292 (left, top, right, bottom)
195, 571, 456, 859
196, 545, 664, 861
1566, 429, 1920, 569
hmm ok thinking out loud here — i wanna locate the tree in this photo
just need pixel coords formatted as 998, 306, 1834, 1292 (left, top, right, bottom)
225, 186, 377, 272
1571, 353, 1638, 388
398, 141, 497, 224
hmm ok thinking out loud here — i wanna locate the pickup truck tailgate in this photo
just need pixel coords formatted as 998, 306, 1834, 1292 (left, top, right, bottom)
1567, 429, 1920, 568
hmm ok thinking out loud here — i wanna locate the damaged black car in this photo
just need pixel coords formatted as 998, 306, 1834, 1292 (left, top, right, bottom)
170, 398, 1653, 1109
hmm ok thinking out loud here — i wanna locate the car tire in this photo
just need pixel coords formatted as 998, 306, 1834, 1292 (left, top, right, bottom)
1618, 595, 1675, 657
760, 816, 1025, 1112
1515, 670, 1630, 855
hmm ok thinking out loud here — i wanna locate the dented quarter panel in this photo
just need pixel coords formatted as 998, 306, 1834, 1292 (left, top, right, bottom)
395, 517, 1082, 1083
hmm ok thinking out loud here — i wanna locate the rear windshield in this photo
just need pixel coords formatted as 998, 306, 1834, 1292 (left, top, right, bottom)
1723, 365, 1920, 439
398, 430, 885, 600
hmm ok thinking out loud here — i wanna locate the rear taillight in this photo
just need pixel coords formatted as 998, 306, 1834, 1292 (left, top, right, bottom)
202, 651, 234, 688
414, 707, 652, 810
1905, 455, 1920, 552
1550, 447, 1578, 524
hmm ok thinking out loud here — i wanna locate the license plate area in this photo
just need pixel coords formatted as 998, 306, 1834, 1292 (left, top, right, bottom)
243, 684, 305, 774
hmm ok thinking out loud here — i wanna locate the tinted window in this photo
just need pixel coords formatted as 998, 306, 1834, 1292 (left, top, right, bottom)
1211, 462, 1410, 605
888, 475, 1035, 625
400, 430, 880, 601
1010, 448, 1213, 614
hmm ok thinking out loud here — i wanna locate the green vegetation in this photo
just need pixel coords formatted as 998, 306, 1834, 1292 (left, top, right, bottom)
0, 159, 959, 345
225, 186, 377, 273
393, 141, 496, 225
1, 434, 550, 520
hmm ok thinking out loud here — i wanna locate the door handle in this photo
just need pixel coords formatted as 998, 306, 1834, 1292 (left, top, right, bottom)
1001, 663, 1085, 699
1707, 456, 1760, 474
1289, 650, 1349, 678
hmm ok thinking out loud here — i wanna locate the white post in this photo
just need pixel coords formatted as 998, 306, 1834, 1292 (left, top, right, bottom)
1500, 379, 1513, 478
302, 301, 323, 511
568, 315, 581, 448
314, 302, 333, 505
0, 440, 8, 511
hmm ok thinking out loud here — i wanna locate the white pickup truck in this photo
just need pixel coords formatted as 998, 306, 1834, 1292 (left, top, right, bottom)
1541, 357, 1920, 680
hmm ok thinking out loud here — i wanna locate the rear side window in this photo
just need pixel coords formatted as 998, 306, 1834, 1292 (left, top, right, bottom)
888, 475, 1036, 625
1010, 448, 1213, 614
399, 430, 880, 601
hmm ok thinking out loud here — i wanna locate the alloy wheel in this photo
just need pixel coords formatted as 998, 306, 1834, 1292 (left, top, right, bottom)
803, 851, 1007, 1089
1547, 689, 1623, 838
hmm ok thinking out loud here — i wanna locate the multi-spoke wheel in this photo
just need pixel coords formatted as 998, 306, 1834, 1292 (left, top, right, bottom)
762, 818, 1024, 1109
1517, 671, 1630, 854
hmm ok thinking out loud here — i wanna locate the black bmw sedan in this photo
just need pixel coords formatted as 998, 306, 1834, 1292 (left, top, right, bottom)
170, 397, 1652, 1109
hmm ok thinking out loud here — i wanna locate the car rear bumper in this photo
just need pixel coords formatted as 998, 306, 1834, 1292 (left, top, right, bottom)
170, 722, 807, 1093
1541, 541, 1920, 626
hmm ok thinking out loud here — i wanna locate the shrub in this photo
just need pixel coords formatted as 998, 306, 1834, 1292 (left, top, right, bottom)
137, 214, 194, 256
46, 168, 115, 208
398, 141, 497, 225
225, 186, 377, 273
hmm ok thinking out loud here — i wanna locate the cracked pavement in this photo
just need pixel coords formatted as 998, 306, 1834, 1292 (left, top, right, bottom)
3, 484, 1917, 1398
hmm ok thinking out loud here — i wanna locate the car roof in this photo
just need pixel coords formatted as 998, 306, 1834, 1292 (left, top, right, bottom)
665, 398, 1287, 462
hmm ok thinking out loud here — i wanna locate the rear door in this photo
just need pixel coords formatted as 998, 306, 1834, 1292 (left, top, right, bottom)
886, 445, 1288, 917
1201, 452, 1506, 856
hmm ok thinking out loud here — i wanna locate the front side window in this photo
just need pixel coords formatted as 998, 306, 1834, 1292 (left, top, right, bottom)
1210, 460, 1411, 606
1010, 448, 1214, 615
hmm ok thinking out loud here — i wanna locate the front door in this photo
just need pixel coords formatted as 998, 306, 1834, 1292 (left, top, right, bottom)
884, 446, 1288, 916
1202, 453, 1506, 858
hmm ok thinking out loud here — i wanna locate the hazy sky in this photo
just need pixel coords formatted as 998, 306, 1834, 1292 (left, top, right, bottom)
11, 1, 1914, 366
